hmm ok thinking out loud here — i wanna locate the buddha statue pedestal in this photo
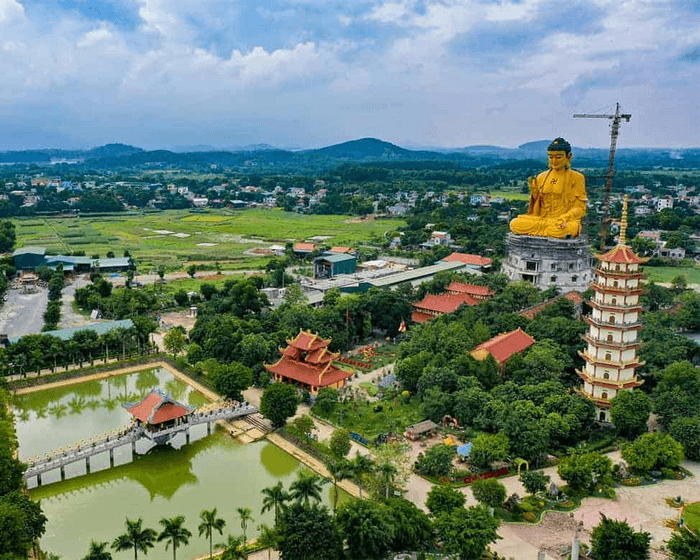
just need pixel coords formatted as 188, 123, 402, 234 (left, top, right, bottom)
501, 232, 594, 293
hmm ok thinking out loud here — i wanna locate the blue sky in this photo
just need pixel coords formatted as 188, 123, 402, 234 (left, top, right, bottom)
1, 0, 699, 150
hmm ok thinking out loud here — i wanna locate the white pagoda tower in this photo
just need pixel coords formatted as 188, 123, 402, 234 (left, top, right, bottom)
577, 197, 646, 422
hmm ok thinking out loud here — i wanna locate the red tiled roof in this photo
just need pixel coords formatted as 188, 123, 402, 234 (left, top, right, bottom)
266, 358, 351, 387
126, 389, 193, 425
287, 330, 330, 352
471, 328, 535, 364
597, 244, 647, 264
443, 253, 492, 266
330, 246, 354, 253
294, 243, 316, 252
413, 292, 478, 315
446, 281, 494, 297
411, 310, 434, 323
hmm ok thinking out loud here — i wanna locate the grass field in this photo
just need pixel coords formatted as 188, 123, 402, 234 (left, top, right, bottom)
685, 501, 700, 532
490, 190, 529, 201
13, 209, 405, 272
644, 265, 700, 285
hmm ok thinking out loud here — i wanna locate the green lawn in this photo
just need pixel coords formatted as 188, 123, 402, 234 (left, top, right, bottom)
685, 501, 700, 532
490, 190, 529, 201
644, 265, 700, 285
13, 209, 405, 272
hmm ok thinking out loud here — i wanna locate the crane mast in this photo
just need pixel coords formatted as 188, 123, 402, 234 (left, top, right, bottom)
573, 103, 631, 251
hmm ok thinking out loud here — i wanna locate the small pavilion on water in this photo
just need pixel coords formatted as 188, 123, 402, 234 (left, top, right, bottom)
125, 388, 195, 432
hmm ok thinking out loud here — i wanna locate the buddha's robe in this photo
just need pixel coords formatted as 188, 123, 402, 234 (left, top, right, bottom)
510, 168, 587, 238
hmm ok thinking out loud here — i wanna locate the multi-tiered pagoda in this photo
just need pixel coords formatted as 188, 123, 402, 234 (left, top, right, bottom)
265, 330, 352, 394
577, 198, 646, 422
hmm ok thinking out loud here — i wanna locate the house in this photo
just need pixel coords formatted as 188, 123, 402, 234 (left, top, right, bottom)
264, 330, 352, 394
656, 196, 674, 211
313, 253, 357, 279
293, 243, 317, 258
441, 252, 492, 271
470, 328, 535, 372
405, 420, 438, 441
329, 246, 355, 255
656, 244, 686, 261
411, 292, 479, 323
422, 231, 452, 248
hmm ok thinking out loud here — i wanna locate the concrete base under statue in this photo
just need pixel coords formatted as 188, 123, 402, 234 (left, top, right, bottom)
502, 232, 594, 293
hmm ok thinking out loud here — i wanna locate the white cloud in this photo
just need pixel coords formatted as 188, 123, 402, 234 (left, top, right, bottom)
0, 0, 24, 25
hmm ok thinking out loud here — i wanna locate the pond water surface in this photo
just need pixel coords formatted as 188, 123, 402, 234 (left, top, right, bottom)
14, 368, 319, 560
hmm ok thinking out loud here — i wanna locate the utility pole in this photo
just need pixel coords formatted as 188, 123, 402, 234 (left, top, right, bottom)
574, 102, 631, 251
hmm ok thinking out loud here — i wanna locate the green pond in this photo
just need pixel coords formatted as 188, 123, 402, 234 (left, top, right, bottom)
14, 368, 332, 560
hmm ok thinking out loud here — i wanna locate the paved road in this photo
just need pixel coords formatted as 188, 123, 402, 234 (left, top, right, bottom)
0, 287, 48, 338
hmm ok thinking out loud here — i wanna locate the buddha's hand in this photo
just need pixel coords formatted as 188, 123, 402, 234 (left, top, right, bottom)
555, 217, 567, 229
528, 176, 539, 195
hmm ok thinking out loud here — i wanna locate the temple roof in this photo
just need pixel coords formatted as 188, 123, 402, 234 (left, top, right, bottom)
265, 357, 350, 387
287, 330, 331, 352
413, 292, 478, 315
125, 388, 194, 425
442, 253, 492, 267
597, 244, 647, 264
470, 328, 535, 364
411, 310, 434, 324
446, 281, 494, 297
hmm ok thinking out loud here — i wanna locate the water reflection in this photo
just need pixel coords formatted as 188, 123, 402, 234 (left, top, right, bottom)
260, 443, 297, 477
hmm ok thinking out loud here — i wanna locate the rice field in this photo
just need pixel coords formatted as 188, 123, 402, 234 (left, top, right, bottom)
13, 209, 404, 272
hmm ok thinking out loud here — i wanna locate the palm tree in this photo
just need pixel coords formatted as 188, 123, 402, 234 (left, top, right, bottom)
82, 540, 112, 560
289, 470, 326, 506
216, 535, 247, 560
260, 482, 289, 525
327, 460, 352, 515
198, 508, 226, 559
157, 516, 192, 560
351, 454, 375, 499
236, 507, 253, 543
378, 460, 398, 500
255, 524, 277, 560
112, 518, 157, 560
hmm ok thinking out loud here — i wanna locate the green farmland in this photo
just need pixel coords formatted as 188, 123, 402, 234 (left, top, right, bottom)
13, 209, 405, 272
644, 265, 700, 285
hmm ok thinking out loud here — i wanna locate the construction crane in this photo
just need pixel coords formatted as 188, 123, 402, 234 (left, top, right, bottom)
573, 102, 631, 251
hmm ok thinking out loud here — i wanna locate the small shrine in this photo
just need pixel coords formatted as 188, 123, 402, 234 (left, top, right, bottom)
265, 330, 353, 394
470, 328, 535, 373
125, 388, 194, 432
577, 197, 645, 422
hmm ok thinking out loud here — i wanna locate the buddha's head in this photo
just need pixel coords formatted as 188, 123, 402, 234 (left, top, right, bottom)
547, 137, 572, 171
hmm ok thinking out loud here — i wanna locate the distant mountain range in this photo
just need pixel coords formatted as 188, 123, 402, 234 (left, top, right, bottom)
1, 138, 698, 169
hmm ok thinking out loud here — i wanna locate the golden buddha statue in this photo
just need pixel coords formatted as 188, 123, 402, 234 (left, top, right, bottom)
510, 138, 587, 238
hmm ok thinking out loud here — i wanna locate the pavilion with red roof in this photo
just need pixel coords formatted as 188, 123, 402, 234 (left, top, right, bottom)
470, 328, 535, 372
265, 330, 352, 394
442, 252, 492, 270
411, 292, 478, 323
125, 388, 195, 431
445, 281, 495, 301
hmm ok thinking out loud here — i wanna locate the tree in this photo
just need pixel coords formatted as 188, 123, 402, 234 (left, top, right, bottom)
519, 470, 550, 495
259, 383, 298, 428
211, 362, 253, 401
164, 329, 187, 359
667, 528, 700, 560
217, 535, 247, 560
112, 518, 157, 560
157, 265, 166, 283
377, 460, 398, 500
621, 433, 684, 472
276, 502, 342, 560
471, 477, 507, 509
82, 540, 113, 560
329, 429, 351, 459
385, 498, 433, 553
0, 490, 47, 552
198, 508, 226, 559
426, 485, 465, 517
669, 417, 700, 462
610, 390, 652, 438
157, 516, 192, 560
187, 264, 197, 279
433, 505, 500, 560
469, 432, 510, 470
590, 514, 651, 559
256, 524, 277, 560
557, 452, 612, 492
350, 454, 375, 499
326, 460, 352, 515
236, 507, 253, 543
314, 387, 338, 414
336, 499, 394, 560
289, 470, 325, 506
260, 482, 290, 525
414, 443, 455, 477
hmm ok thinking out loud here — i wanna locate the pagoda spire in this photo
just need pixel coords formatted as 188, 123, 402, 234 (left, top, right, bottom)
619, 195, 629, 245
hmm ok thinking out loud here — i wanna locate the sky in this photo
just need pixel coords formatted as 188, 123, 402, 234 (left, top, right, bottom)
1, 0, 699, 151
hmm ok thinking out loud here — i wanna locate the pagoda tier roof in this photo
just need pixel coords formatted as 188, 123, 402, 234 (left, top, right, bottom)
578, 350, 645, 369
446, 281, 494, 298
470, 328, 535, 365
265, 357, 351, 388
589, 300, 643, 313
125, 389, 194, 425
575, 389, 612, 409
582, 334, 641, 350
286, 330, 332, 352
576, 369, 644, 390
413, 292, 478, 315
584, 316, 642, 330
594, 267, 645, 279
411, 310, 434, 324
592, 283, 644, 296
596, 244, 648, 265
306, 346, 338, 364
